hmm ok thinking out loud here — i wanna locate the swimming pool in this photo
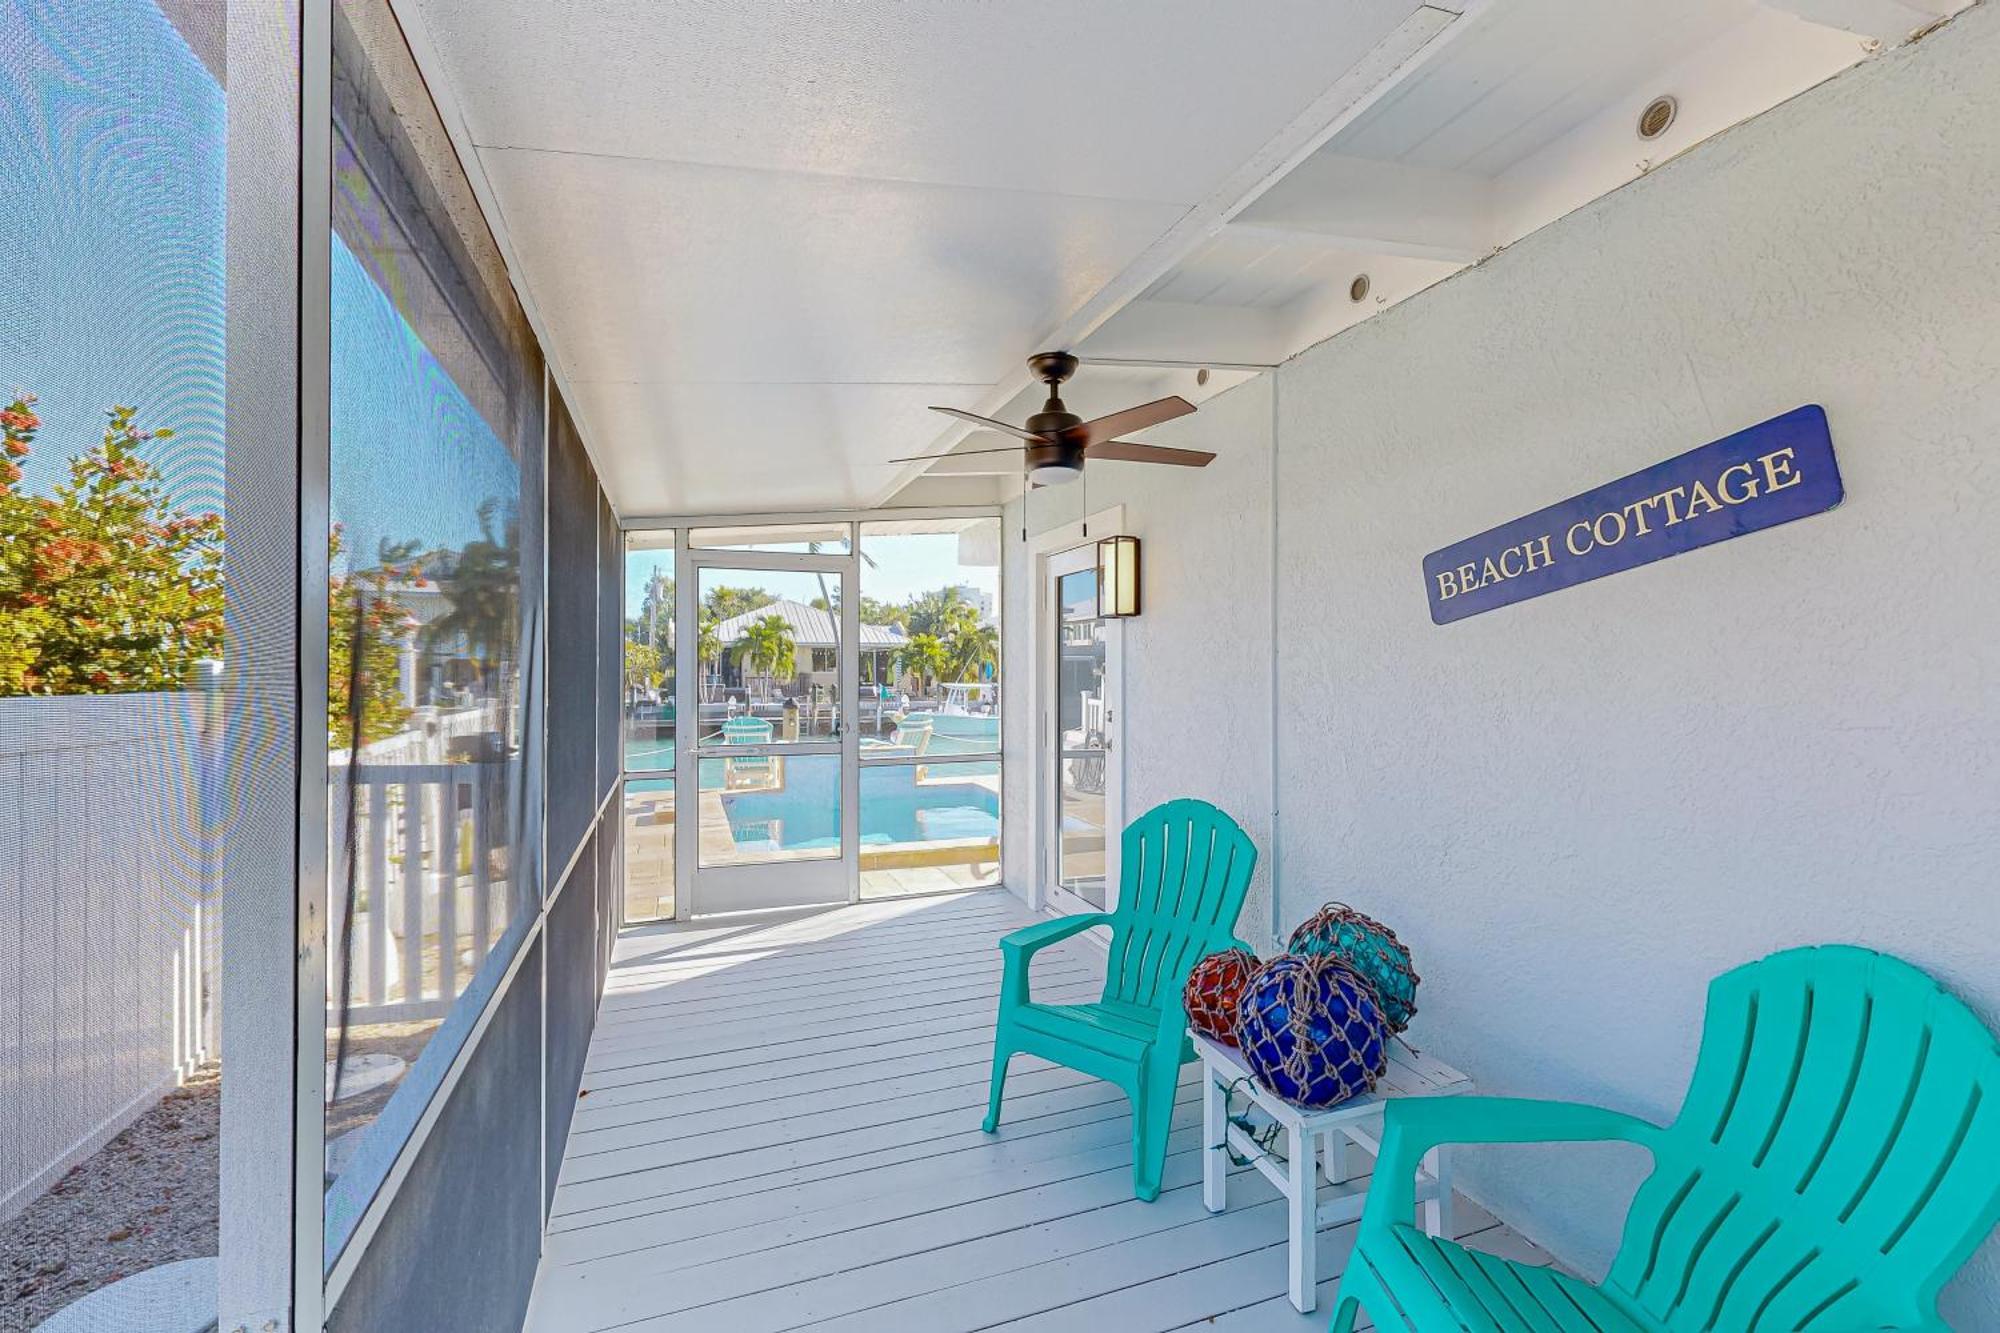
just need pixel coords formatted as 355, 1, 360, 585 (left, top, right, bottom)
721, 762, 998, 851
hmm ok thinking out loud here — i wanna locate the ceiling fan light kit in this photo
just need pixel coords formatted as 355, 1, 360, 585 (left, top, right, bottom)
897, 351, 1217, 484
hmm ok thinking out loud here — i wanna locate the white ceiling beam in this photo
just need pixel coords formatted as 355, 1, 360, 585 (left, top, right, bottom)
1230, 153, 1497, 265
873, 0, 1486, 505
1491, 8, 1871, 248
1754, 0, 1967, 44
1224, 220, 1487, 267
1077, 299, 1292, 369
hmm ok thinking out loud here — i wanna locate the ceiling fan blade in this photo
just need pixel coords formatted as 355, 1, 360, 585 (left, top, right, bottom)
1084, 439, 1215, 467
915, 452, 1026, 476
1070, 395, 1195, 448
928, 406, 1050, 443
886, 444, 1028, 464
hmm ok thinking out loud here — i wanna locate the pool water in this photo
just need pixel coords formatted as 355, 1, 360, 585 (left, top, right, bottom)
623, 716, 999, 851
725, 762, 997, 851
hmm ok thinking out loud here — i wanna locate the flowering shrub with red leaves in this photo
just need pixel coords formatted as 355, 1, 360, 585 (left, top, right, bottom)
0, 396, 223, 695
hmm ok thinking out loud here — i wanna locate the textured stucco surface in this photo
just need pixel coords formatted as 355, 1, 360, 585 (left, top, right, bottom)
1002, 374, 1278, 943
1006, 4, 2000, 1319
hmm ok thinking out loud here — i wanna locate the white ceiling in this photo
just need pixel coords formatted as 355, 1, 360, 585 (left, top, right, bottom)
397, 0, 1432, 514
395, 0, 1964, 516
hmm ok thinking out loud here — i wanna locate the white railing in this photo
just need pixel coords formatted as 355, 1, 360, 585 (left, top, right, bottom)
0, 692, 214, 1221
327, 759, 514, 1024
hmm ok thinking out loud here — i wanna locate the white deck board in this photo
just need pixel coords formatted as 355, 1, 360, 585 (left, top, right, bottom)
527, 890, 1550, 1332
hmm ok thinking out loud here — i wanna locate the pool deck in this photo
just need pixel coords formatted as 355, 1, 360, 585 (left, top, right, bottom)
525, 890, 1550, 1331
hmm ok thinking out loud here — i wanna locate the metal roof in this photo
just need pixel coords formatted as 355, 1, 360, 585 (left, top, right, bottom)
710, 598, 908, 650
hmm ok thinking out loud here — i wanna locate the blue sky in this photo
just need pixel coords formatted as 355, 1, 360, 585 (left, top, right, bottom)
625, 530, 1001, 621
0, 0, 225, 515
329, 236, 520, 570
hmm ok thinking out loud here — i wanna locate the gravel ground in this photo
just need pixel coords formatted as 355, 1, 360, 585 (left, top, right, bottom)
0, 1065, 219, 1333
324, 1019, 439, 1145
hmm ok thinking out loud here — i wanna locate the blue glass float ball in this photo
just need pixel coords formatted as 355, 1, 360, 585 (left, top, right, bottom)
1287, 901, 1420, 1034
1234, 954, 1388, 1109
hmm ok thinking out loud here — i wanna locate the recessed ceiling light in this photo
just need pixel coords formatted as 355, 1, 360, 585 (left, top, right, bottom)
1638, 95, 1678, 140
1349, 274, 1371, 303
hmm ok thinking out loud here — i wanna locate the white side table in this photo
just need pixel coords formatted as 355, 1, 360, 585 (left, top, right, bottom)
1194, 1031, 1473, 1313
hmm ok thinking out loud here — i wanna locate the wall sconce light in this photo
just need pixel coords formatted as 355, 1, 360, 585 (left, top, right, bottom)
1096, 534, 1140, 618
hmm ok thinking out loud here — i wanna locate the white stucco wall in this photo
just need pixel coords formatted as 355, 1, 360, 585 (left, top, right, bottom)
1003, 5, 2000, 1318
1001, 374, 1277, 938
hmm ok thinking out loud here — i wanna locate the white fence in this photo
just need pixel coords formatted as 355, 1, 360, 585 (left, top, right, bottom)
329, 760, 512, 1025
0, 695, 510, 1221
0, 692, 214, 1221
329, 704, 514, 1026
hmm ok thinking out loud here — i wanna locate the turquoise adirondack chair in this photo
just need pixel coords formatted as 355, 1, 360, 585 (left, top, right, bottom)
982, 798, 1258, 1201
1333, 944, 2000, 1332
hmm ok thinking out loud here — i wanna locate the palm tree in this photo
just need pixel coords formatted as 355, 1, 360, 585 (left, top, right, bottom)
907, 585, 977, 639
427, 498, 519, 694
945, 621, 998, 683
733, 613, 796, 690
894, 633, 950, 697
696, 609, 721, 701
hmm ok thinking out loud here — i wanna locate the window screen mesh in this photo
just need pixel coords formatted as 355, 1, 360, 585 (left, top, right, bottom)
321, 0, 546, 1266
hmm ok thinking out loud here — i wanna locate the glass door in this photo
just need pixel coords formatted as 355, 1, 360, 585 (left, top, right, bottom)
1046, 544, 1121, 913
675, 546, 858, 914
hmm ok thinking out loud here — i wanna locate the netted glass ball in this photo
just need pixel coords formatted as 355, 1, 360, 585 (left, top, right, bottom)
1287, 901, 1420, 1033
1183, 948, 1259, 1045
1235, 953, 1388, 1109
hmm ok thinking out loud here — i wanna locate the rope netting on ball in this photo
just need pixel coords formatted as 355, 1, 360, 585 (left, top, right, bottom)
1287, 901, 1421, 1033
1235, 953, 1388, 1109
1183, 948, 1260, 1045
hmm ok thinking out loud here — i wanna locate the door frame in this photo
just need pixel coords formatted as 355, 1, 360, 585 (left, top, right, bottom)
1031, 506, 1125, 918
623, 507, 1004, 921
674, 544, 860, 916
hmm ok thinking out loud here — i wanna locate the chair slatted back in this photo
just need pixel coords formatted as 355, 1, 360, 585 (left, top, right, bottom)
1101, 799, 1257, 1011
1606, 945, 2000, 1330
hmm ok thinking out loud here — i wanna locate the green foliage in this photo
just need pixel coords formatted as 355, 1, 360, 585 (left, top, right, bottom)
702, 585, 774, 621
906, 585, 978, 639
733, 613, 795, 681
624, 639, 662, 690
696, 609, 720, 674
945, 621, 998, 682
894, 633, 950, 693
0, 395, 222, 695
856, 595, 906, 627
425, 498, 518, 689
328, 527, 417, 746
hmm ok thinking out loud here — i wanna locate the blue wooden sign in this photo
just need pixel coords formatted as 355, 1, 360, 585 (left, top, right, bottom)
1424, 405, 1842, 624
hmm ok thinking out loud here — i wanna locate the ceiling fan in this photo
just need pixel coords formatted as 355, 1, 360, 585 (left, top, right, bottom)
893, 352, 1214, 486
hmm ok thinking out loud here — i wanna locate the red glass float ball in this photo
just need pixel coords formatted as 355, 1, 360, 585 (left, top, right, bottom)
1184, 948, 1260, 1045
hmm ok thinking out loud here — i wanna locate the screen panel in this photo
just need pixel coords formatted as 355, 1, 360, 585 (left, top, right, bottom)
325, 933, 543, 1333
0, 4, 235, 1321
598, 487, 619, 799
542, 828, 597, 1212
547, 389, 597, 876
321, 0, 546, 1277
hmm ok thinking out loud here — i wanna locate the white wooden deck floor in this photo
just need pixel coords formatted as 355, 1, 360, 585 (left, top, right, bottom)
526, 890, 1552, 1332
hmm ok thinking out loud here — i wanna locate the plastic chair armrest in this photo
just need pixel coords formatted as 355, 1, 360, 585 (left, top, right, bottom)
996, 913, 1112, 1007
1364, 1096, 1660, 1232
998, 913, 1112, 957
